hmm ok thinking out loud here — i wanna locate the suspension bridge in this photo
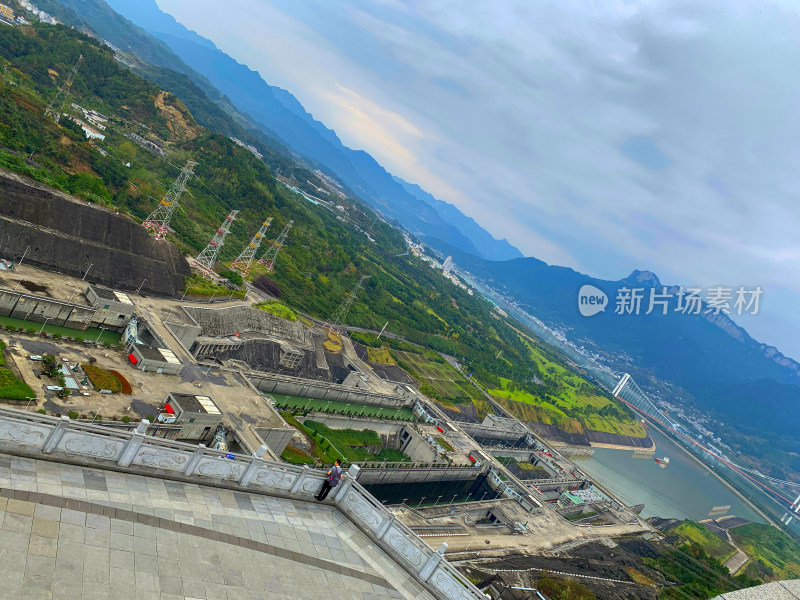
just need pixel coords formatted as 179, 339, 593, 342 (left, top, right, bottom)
576, 360, 800, 523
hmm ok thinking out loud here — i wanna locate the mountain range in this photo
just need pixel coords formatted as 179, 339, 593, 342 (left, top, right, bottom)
442, 244, 800, 476
53, 0, 522, 262
36, 0, 800, 478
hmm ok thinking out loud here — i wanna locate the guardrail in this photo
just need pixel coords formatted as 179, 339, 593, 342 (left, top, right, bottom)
0, 407, 485, 600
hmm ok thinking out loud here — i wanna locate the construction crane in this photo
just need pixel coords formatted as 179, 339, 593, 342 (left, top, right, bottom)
44, 55, 83, 124
231, 218, 272, 274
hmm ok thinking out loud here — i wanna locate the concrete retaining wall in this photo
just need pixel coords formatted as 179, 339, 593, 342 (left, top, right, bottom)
164, 321, 203, 353
0, 289, 97, 330
358, 466, 485, 485
0, 169, 190, 296
249, 372, 411, 408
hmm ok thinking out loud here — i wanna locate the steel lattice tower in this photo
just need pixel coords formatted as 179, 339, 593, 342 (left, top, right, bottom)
142, 160, 197, 240
194, 210, 238, 274
330, 275, 370, 330
257, 220, 293, 271
231, 218, 272, 274
45, 55, 83, 124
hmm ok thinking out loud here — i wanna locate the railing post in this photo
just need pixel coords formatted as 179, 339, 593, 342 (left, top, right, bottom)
118, 419, 149, 467
419, 542, 448, 581
238, 445, 267, 487
42, 415, 70, 454
376, 514, 394, 539
332, 464, 360, 503
289, 465, 311, 494
183, 444, 206, 476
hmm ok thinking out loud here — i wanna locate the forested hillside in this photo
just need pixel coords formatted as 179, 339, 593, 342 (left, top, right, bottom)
0, 22, 644, 440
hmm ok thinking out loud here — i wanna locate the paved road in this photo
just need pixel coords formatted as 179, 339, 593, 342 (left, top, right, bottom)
724, 549, 749, 574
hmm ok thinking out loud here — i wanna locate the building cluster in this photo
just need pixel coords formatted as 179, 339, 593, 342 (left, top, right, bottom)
403, 237, 474, 295
312, 169, 348, 199
17, 0, 57, 24
70, 103, 108, 129
229, 136, 263, 160
124, 132, 166, 157
68, 116, 105, 141
0, 3, 14, 21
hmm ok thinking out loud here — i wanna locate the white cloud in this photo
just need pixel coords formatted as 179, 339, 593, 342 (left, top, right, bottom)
157, 0, 800, 357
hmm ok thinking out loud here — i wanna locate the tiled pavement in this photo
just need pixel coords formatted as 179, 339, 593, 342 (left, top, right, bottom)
0, 454, 435, 600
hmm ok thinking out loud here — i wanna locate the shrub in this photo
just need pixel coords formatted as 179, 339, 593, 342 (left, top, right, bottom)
0, 368, 35, 400
67, 411, 79, 419
75, 337, 83, 344
26, 327, 36, 335
120, 415, 130, 424
108, 370, 132, 394
220, 269, 243, 286
81, 364, 121, 392
36, 409, 46, 415
183, 274, 245, 299
253, 301, 297, 321
53, 333, 62, 339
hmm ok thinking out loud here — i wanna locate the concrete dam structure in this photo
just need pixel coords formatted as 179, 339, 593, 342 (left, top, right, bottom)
0, 169, 190, 296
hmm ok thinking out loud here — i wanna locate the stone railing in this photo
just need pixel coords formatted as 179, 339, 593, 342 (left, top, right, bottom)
0, 407, 485, 600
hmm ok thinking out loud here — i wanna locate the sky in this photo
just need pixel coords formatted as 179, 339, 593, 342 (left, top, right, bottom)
156, 0, 800, 359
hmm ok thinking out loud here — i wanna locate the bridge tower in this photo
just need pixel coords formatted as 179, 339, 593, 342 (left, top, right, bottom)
612, 373, 631, 398
231, 218, 272, 274
330, 275, 370, 330
142, 160, 197, 239
45, 54, 83, 124
194, 210, 238, 275
257, 220, 293, 271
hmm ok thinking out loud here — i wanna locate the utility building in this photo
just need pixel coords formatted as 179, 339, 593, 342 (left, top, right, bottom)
157, 393, 223, 442
85, 285, 135, 328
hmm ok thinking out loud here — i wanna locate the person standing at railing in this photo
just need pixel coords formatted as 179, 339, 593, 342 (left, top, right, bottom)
315, 459, 342, 501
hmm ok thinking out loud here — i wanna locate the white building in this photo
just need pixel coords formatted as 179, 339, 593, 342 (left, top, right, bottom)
442, 256, 454, 274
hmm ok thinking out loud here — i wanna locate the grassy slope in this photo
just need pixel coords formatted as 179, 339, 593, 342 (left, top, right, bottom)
732, 523, 800, 580
393, 349, 483, 406
366, 346, 394, 364
253, 301, 297, 322
491, 334, 647, 437
671, 521, 737, 562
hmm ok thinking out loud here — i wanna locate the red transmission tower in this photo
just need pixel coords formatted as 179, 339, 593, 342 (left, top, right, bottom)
194, 209, 238, 275
142, 160, 197, 239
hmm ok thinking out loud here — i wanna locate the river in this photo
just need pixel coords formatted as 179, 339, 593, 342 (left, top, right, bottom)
576, 427, 763, 522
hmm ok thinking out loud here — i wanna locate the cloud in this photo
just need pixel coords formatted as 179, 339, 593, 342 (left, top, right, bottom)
156, 0, 800, 357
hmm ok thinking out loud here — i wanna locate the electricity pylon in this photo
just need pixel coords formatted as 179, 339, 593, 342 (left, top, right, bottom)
330, 275, 370, 330
44, 55, 83, 124
142, 160, 197, 240
257, 220, 293, 271
231, 218, 272, 274
194, 210, 238, 274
